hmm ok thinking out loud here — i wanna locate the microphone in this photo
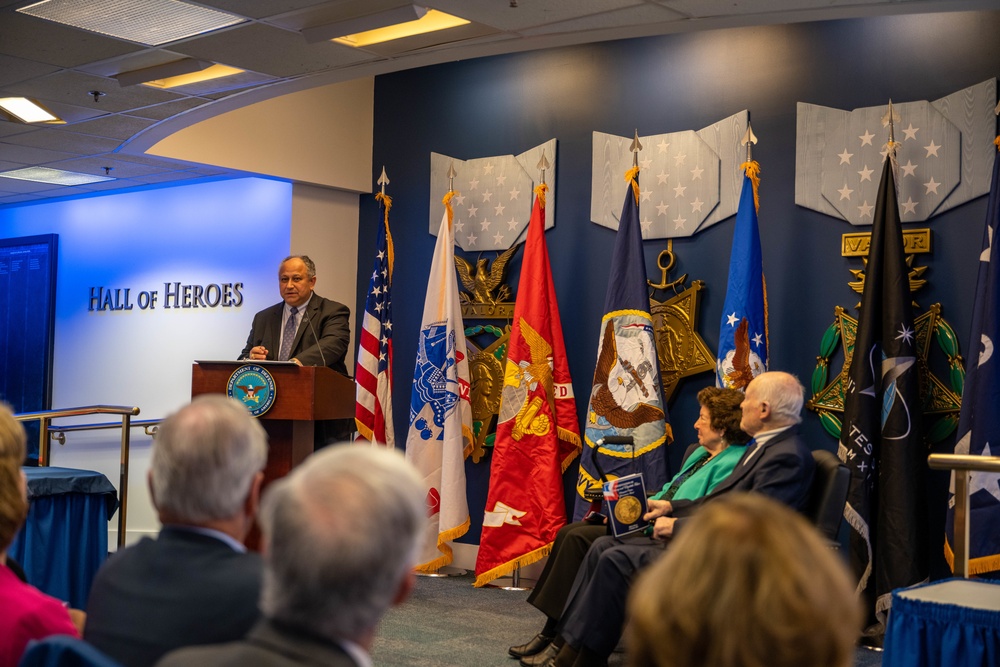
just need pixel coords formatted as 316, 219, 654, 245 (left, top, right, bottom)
301, 308, 327, 368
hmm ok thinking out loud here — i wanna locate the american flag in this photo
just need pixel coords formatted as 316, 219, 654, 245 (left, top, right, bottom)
355, 192, 395, 446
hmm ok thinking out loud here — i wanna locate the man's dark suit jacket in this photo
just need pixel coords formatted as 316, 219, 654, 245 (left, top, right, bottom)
155, 620, 358, 667
84, 528, 263, 667
239, 294, 350, 375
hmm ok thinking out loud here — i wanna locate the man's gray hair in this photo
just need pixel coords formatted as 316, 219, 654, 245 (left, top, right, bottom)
755, 371, 805, 425
150, 395, 268, 522
281, 255, 316, 278
259, 444, 425, 642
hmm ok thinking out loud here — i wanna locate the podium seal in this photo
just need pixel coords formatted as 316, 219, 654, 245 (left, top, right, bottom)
227, 364, 276, 417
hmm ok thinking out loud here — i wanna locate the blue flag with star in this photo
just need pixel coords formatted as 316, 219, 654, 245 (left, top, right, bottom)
947, 146, 1000, 576
839, 157, 927, 635
717, 165, 768, 390
574, 167, 671, 521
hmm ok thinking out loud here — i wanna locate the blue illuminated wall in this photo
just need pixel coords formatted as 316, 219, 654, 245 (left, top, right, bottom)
0, 177, 292, 535
360, 10, 1000, 570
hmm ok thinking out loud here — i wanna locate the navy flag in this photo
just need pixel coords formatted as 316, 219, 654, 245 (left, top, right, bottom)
839, 156, 928, 636
947, 143, 1000, 575
574, 167, 671, 520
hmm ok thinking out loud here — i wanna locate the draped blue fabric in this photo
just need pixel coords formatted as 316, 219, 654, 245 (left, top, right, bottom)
884, 578, 1000, 667
19, 635, 123, 667
9, 468, 118, 610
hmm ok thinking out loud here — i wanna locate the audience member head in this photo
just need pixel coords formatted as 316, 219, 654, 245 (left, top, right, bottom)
627, 493, 861, 667
259, 444, 424, 647
149, 395, 267, 528
739, 371, 804, 436
0, 402, 27, 466
0, 405, 29, 553
696, 387, 751, 446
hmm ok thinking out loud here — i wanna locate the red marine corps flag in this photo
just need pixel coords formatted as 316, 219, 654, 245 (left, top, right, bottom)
474, 178, 581, 587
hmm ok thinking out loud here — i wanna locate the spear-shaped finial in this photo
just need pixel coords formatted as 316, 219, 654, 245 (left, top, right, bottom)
994, 98, 1000, 115
630, 129, 642, 168
741, 123, 758, 162
447, 162, 457, 193
537, 150, 550, 185
377, 166, 389, 196
882, 99, 900, 144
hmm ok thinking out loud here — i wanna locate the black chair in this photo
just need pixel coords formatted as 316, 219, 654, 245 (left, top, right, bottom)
805, 449, 850, 545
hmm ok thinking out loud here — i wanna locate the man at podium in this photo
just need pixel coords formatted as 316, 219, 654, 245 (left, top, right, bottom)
239, 255, 353, 445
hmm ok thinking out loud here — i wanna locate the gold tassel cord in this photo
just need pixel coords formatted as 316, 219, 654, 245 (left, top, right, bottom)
994, 135, 1000, 152
375, 191, 394, 280
533, 183, 548, 209
442, 190, 457, 232
624, 166, 640, 204
740, 160, 761, 212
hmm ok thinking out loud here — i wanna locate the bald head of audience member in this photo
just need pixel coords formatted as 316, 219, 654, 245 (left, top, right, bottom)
149, 395, 268, 541
259, 444, 425, 650
627, 493, 862, 667
738, 370, 805, 437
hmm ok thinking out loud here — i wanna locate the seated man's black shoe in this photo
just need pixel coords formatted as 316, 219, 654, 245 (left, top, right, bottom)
520, 642, 559, 667
509, 633, 553, 659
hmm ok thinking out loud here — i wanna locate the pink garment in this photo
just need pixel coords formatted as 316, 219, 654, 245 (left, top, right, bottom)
0, 563, 78, 667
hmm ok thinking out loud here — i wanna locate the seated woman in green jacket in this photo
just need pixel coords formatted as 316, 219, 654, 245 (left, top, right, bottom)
508, 386, 750, 666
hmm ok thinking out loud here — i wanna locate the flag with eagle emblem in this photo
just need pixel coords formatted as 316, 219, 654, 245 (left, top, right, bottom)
474, 184, 581, 586
574, 167, 671, 521
717, 162, 768, 390
405, 192, 475, 572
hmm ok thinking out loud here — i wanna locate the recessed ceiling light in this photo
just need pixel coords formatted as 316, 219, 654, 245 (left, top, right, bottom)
333, 9, 469, 47
0, 97, 63, 124
18, 0, 246, 47
0, 167, 115, 186
141, 64, 245, 89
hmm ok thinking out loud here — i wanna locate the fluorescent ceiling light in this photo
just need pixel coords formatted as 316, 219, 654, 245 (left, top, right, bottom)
18, 0, 246, 46
0, 167, 115, 186
333, 9, 469, 47
0, 97, 62, 124
115, 60, 244, 89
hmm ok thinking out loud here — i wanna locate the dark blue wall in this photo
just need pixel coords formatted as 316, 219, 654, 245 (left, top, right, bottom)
358, 11, 1000, 568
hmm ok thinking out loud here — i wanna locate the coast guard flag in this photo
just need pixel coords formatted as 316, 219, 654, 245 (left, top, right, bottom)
474, 184, 582, 586
405, 192, 474, 572
717, 162, 768, 390
839, 156, 927, 634
574, 167, 671, 521
355, 191, 395, 446
946, 142, 1000, 575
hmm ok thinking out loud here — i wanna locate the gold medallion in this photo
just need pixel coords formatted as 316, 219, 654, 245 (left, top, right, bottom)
614, 495, 642, 525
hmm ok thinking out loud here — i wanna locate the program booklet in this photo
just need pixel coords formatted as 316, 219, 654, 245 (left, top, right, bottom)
603, 473, 648, 537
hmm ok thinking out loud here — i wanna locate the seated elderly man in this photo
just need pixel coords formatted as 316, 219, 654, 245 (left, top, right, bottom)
156, 444, 425, 667
84, 395, 268, 667
546, 371, 816, 667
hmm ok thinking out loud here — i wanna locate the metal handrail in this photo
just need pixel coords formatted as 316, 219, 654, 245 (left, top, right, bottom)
927, 453, 1000, 578
14, 405, 141, 549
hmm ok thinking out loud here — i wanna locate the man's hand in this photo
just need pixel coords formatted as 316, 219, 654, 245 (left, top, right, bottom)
644, 499, 673, 522
248, 346, 268, 360
651, 516, 677, 541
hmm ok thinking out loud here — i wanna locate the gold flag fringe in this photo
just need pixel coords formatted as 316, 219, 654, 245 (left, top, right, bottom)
994, 136, 1000, 151
413, 516, 471, 574
473, 541, 554, 587
534, 183, 548, 208
625, 166, 640, 204
944, 535, 1000, 576
740, 160, 761, 212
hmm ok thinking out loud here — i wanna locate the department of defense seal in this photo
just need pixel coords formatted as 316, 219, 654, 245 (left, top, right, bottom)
614, 495, 643, 525
227, 364, 276, 417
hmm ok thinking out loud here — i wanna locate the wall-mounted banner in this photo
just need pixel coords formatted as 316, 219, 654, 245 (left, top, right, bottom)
430, 139, 557, 251
88, 282, 244, 311
590, 110, 748, 239
795, 79, 996, 226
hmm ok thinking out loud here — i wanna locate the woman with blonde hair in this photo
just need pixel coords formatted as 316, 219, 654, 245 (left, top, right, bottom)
627, 492, 861, 667
0, 404, 79, 666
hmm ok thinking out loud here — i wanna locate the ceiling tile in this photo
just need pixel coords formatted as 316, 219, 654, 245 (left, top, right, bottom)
519, 4, 686, 36
180, 23, 375, 77
0, 53, 61, 88
126, 97, 208, 120
2, 127, 122, 154
59, 114, 157, 140
427, 0, 646, 31
0, 176, 60, 193
9, 70, 184, 113
45, 156, 175, 177
198, 0, 335, 20
0, 11, 143, 67
0, 121, 37, 138
0, 142, 80, 164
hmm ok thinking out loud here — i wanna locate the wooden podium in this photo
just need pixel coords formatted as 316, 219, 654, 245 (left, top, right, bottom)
191, 362, 355, 548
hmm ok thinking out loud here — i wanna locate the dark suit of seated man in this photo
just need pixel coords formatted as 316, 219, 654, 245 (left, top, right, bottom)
84, 396, 268, 667
548, 371, 816, 667
239, 254, 352, 445
156, 445, 425, 667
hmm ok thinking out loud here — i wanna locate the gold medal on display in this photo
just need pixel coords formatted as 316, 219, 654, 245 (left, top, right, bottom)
614, 495, 642, 525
